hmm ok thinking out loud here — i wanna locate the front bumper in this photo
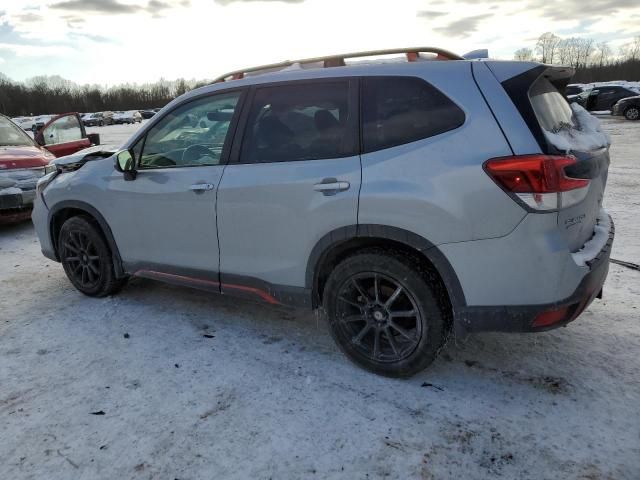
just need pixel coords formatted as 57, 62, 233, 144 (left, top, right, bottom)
611, 104, 623, 116
456, 215, 614, 333
0, 167, 45, 222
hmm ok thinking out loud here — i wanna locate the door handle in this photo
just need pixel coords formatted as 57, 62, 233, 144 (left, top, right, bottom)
313, 179, 350, 195
190, 183, 214, 191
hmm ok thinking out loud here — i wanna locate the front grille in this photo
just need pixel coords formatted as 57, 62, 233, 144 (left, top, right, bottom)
0, 194, 23, 209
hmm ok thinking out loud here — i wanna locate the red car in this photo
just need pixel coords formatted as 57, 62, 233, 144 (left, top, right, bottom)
0, 113, 94, 223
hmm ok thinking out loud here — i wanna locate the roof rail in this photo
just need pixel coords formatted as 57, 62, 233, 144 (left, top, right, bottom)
213, 47, 463, 83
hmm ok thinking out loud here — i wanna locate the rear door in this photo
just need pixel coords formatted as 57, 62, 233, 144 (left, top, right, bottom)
216, 79, 360, 296
37, 113, 92, 157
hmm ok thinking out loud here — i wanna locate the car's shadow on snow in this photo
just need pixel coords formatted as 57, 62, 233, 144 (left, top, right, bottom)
112, 275, 620, 399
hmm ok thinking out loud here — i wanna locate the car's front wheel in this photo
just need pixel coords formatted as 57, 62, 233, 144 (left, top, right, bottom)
58, 216, 126, 297
624, 106, 639, 121
323, 250, 450, 377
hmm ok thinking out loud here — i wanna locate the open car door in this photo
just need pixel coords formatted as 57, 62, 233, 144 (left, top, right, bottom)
35, 113, 93, 157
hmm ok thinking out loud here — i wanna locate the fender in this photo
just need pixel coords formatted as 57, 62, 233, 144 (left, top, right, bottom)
48, 200, 125, 278
306, 224, 467, 311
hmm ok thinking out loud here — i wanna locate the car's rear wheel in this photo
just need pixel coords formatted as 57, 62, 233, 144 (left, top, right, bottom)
58, 216, 126, 297
323, 250, 450, 377
624, 106, 639, 121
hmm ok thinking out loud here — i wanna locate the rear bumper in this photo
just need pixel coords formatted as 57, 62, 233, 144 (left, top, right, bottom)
456, 215, 614, 333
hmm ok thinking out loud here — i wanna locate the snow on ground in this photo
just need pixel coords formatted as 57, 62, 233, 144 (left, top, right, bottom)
1, 117, 639, 479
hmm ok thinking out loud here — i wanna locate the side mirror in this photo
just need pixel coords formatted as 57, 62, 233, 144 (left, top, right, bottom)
114, 149, 137, 181
35, 132, 45, 146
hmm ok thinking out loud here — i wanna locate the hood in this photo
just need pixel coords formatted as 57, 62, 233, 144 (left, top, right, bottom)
618, 95, 640, 103
51, 143, 119, 171
0, 145, 55, 170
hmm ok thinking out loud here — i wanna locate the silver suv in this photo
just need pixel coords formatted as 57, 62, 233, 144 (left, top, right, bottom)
32, 48, 614, 377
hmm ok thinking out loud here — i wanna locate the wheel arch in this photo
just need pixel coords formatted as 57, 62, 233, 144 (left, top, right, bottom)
307, 225, 466, 313
48, 200, 125, 278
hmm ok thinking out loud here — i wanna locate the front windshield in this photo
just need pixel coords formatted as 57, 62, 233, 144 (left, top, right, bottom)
0, 116, 34, 147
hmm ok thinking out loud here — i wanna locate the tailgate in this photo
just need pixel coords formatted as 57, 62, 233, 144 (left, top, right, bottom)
508, 65, 611, 252
559, 146, 609, 251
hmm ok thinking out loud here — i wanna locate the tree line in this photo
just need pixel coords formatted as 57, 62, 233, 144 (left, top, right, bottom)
514, 33, 640, 83
0, 75, 208, 117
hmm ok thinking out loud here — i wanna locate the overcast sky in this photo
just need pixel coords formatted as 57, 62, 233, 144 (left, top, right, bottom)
0, 0, 639, 85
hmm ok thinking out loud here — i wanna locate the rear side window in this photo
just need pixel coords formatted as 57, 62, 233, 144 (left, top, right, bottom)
241, 81, 356, 163
362, 76, 465, 153
529, 77, 575, 132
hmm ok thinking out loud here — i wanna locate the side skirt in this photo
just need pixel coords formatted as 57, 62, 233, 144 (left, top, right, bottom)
127, 263, 312, 309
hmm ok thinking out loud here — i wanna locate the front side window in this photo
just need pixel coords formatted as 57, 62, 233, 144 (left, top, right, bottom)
138, 91, 241, 169
362, 76, 465, 153
241, 81, 356, 163
42, 115, 83, 145
0, 116, 34, 146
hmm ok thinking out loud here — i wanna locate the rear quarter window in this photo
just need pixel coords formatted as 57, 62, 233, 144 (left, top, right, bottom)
529, 77, 575, 132
362, 76, 465, 153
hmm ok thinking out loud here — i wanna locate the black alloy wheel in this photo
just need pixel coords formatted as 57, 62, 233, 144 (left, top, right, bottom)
335, 272, 423, 363
59, 216, 126, 297
323, 251, 450, 377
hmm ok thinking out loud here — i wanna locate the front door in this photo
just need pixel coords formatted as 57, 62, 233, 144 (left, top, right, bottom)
38, 113, 92, 157
217, 79, 360, 298
106, 90, 245, 278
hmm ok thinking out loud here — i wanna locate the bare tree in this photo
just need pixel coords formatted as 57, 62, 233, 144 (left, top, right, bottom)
514, 47, 534, 61
536, 32, 561, 64
576, 38, 595, 68
620, 36, 640, 61
595, 41, 612, 67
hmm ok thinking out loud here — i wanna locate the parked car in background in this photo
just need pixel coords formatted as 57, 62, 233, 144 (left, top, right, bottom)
586, 85, 639, 111
612, 95, 640, 120
140, 109, 157, 119
113, 110, 143, 124
0, 113, 94, 223
33, 115, 54, 132
10, 116, 36, 131
565, 84, 585, 96
31, 49, 614, 377
82, 111, 114, 127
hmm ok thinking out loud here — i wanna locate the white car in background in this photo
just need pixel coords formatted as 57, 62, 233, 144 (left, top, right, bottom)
10, 116, 36, 131
113, 110, 143, 124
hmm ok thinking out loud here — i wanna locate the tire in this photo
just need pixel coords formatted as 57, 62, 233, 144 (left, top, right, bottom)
58, 216, 126, 297
323, 250, 450, 377
98, 121, 104, 127
624, 106, 640, 121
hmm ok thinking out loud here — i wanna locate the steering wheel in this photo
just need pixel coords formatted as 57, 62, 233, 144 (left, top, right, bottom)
182, 144, 216, 165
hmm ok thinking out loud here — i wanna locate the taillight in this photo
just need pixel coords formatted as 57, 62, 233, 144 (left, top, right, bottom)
484, 155, 590, 211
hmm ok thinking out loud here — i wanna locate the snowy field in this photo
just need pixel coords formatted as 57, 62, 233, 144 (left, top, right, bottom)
1, 117, 639, 479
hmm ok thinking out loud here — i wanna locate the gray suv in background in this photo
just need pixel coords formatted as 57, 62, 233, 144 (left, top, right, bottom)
32, 48, 614, 377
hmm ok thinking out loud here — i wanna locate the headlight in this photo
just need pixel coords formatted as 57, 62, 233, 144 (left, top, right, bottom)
44, 163, 57, 175
36, 171, 59, 198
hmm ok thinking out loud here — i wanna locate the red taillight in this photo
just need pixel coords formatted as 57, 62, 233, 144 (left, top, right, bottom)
484, 155, 590, 210
532, 306, 570, 328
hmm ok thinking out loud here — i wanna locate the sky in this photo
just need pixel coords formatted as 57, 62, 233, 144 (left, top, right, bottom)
0, 0, 639, 86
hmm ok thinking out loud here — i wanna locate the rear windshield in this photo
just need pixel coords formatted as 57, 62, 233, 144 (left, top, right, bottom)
0, 116, 33, 147
529, 77, 575, 133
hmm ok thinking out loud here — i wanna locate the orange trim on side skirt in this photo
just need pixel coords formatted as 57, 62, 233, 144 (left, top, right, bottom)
133, 270, 280, 305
